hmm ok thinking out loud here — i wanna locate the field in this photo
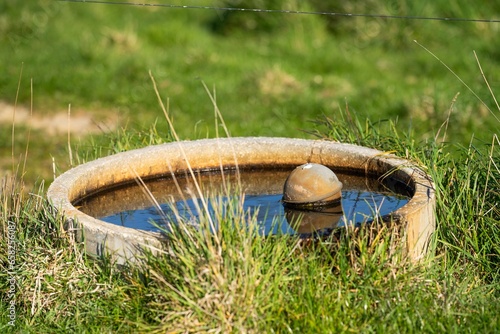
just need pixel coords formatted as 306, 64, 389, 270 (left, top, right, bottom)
1, 0, 499, 332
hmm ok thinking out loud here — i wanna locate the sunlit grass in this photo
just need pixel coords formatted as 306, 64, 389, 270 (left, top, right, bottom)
2, 1, 499, 141
1, 1, 499, 332
1, 104, 499, 331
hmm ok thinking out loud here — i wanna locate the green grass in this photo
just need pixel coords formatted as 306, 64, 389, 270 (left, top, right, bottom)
1, 0, 500, 332
2, 0, 500, 184
1, 109, 499, 332
2, 1, 500, 140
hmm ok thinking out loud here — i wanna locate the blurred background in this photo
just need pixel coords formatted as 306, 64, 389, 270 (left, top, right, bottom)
1, 0, 499, 183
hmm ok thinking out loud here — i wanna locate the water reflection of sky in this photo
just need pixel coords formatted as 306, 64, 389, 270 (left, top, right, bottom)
101, 190, 408, 234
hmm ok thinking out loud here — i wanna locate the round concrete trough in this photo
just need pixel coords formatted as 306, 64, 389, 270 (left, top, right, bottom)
47, 137, 436, 263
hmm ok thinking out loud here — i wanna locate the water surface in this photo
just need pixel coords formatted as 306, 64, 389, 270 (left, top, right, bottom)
76, 168, 411, 235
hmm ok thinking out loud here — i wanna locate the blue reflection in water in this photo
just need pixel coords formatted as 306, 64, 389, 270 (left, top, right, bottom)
101, 190, 408, 234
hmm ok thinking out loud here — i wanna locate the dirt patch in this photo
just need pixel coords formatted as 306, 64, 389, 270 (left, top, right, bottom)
0, 101, 119, 136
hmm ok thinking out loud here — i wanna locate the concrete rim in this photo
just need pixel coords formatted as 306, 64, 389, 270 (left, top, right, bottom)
47, 137, 436, 263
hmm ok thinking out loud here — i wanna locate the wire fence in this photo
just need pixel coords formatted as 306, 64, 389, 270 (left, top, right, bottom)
57, 0, 500, 23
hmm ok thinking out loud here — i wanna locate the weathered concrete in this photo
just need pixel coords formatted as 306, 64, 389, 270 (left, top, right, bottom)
47, 137, 436, 263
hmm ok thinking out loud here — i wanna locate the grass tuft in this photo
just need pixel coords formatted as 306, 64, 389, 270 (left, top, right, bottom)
2, 105, 499, 331
1, 2, 500, 330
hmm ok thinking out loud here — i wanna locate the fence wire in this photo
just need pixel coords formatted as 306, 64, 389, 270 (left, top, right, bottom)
57, 0, 500, 23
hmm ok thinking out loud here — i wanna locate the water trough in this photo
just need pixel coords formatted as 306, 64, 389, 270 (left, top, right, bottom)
47, 137, 436, 263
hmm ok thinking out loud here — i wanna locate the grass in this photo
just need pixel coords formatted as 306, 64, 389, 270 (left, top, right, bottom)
2, 1, 500, 181
1, 0, 500, 332
1, 106, 499, 332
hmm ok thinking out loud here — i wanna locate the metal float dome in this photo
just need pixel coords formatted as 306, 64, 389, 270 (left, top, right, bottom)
282, 163, 343, 207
